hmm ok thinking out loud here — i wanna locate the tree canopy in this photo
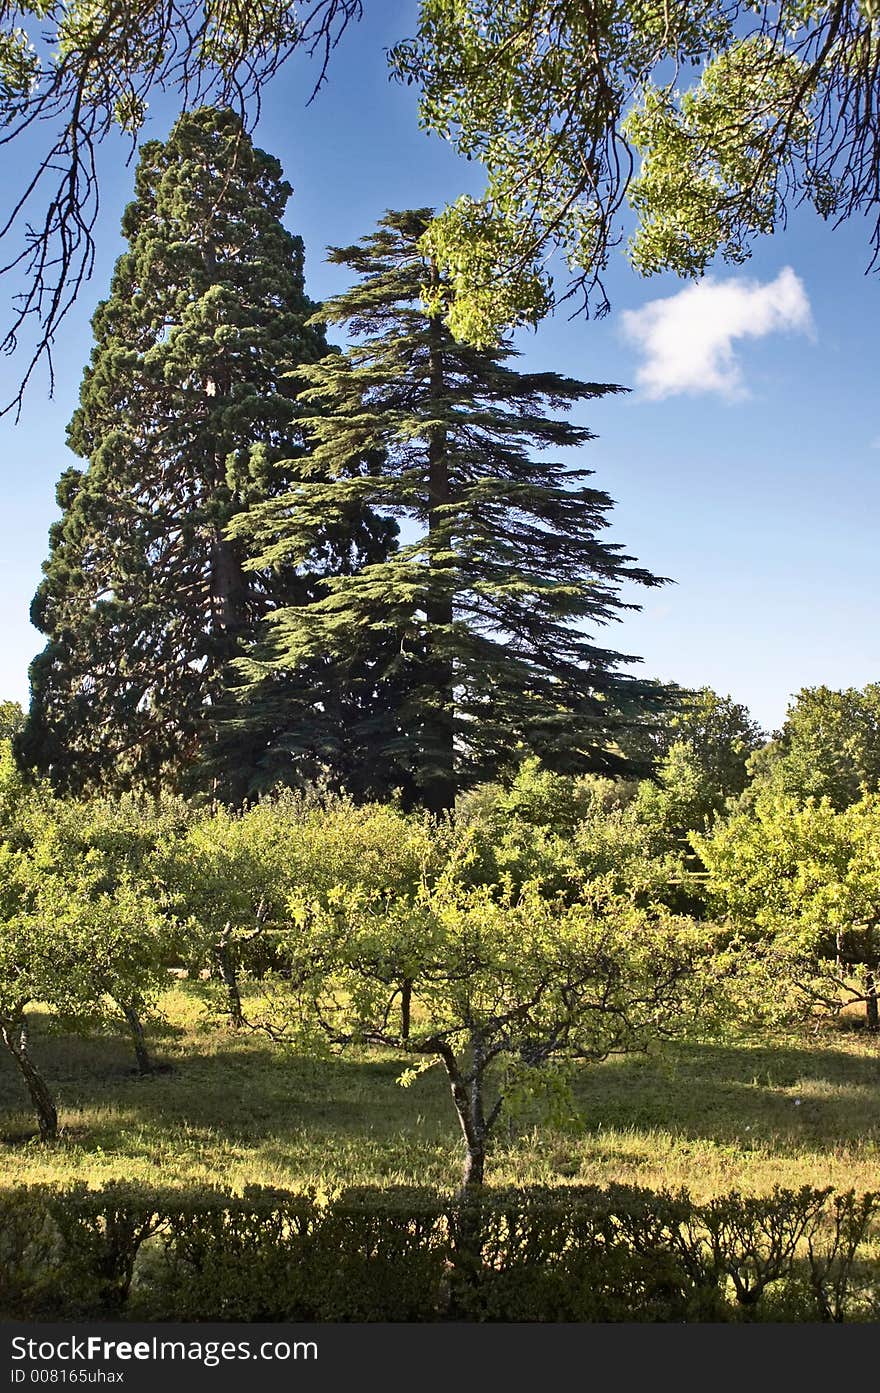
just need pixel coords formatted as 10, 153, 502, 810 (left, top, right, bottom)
394, 0, 880, 343
234, 207, 667, 812
18, 106, 384, 800
748, 684, 880, 810
695, 789, 880, 1028
0, 0, 362, 413
1, 0, 877, 404
246, 878, 719, 1186
633, 687, 765, 839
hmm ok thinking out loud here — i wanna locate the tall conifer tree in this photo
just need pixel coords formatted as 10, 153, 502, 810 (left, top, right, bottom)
20, 107, 394, 799
235, 209, 667, 813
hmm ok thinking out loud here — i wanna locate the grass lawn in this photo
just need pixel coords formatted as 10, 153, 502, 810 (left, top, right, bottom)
1, 983, 879, 1198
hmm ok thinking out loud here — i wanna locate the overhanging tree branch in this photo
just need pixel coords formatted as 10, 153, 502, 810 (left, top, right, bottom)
0, 0, 362, 416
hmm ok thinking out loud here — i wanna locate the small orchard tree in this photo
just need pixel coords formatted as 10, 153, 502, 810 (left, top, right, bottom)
441, 777, 682, 907
0, 847, 177, 1136
247, 882, 722, 1188
33, 876, 178, 1075
0, 863, 62, 1141
459, 757, 624, 836
567, 809, 686, 909
162, 793, 439, 1028
160, 802, 294, 1027
7, 791, 194, 1075
695, 792, 880, 1030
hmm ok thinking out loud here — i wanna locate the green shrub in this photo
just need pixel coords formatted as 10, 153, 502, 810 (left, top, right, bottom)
448, 1186, 719, 1322
47, 1182, 168, 1317
0, 1182, 878, 1321
148, 1188, 319, 1320
0, 1186, 61, 1318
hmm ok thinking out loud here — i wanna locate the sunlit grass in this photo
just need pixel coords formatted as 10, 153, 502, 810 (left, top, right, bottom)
1, 983, 879, 1197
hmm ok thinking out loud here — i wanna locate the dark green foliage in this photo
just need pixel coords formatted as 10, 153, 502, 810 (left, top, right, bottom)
153, 1189, 322, 1321
446, 1185, 711, 1321
805, 1190, 880, 1324
234, 208, 667, 812
2, 1182, 879, 1322
700, 1187, 834, 1314
19, 107, 394, 802
0, 1187, 58, 1318
155, 1187, 450, 1321
669, 689, 764, 788
47, 1184, 168, 1318
619, 686, 764, 843
218, 605, 418, 805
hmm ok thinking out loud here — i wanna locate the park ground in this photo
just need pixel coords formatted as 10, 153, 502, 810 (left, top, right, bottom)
1, 984, 878, 1199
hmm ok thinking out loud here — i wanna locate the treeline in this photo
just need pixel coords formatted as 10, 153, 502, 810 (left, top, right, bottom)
15, 107, 665, 813
2, 679, 879, 1185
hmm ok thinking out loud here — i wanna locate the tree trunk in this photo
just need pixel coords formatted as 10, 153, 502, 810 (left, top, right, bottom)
120, 1003, 154, 1074
400, 979, 413, 1042
0, 1012, 58, 1141
462, 1029, 490, 1190
214, 940, 244, 1028
424, 305, 456, 816
207, 347, 248, 655
461, 1140, 486, 1187
211, 534, 249, 644
435, 1031, 492, 1192
205, 349, 253, 807
866, 974, 879, 1033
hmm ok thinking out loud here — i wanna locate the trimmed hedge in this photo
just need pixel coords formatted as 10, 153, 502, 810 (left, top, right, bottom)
1, 1182, 878, 1321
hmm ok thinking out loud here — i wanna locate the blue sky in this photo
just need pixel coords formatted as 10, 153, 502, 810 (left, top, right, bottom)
0, 3, 877, 737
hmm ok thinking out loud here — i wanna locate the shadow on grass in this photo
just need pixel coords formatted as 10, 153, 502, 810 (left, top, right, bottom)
1, 1009, 879, 1163
0, 1014, 446, 1151
567, 1038, 880, 1150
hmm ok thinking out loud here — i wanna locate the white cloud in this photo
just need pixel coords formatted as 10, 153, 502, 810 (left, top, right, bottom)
620, 267, 814, 401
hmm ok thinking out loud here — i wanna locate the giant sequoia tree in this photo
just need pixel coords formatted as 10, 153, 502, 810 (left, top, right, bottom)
20, 106, 392, 799
235, 209, 666, 814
